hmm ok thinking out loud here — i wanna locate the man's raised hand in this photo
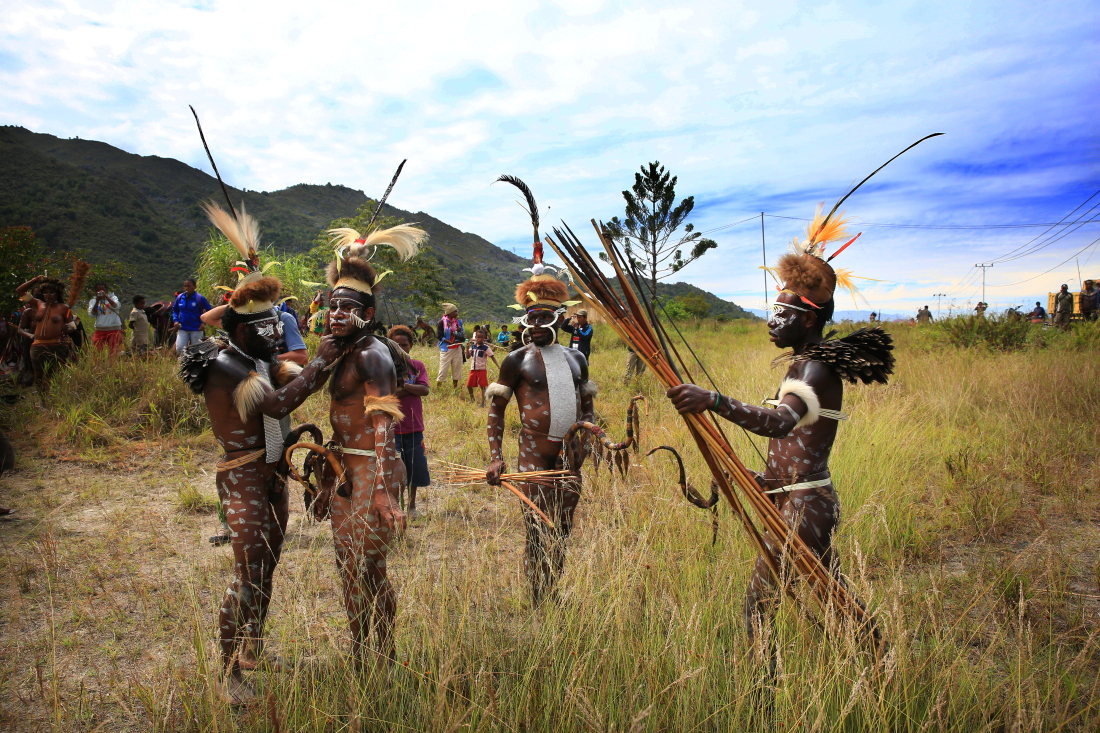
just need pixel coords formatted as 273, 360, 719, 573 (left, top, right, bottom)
315, 335, 346, 365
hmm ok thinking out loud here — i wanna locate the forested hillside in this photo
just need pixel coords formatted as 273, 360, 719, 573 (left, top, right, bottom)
0, 126, 754, 320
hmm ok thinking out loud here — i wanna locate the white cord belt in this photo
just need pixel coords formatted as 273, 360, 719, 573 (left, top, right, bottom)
763, 477, 834, 494
331, 446, 377, 457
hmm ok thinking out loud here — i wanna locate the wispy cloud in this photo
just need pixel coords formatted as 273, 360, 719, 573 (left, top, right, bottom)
1, 0, 1097, 311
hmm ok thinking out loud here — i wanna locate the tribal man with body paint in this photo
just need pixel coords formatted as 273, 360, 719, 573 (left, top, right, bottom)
666, 207, 893, 647
313, 222, 427, 665
484, 176, 595, 606
178, 202, 345, 704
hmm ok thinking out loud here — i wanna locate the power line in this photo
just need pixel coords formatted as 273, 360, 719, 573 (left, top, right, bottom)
989, 235, 1100, 288
762, 213, 1100, 230
943, 267, 981, 297
699, 215, 761, 235
989, 189, 1100, 263
989, 199, 1100, 264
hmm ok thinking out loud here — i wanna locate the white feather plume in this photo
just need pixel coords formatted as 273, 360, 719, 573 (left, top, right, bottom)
202, 200, 260, 260
326, 224, 428, 263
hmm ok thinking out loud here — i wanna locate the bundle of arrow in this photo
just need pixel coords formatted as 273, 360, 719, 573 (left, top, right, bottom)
434, 461, 575, 528
545, 221, 878, 636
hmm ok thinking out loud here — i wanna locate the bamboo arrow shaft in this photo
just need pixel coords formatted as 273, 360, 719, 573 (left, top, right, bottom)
500, 481, 555, 528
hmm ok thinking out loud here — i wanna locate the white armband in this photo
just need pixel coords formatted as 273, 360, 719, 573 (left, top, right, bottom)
485, 382, 513, 402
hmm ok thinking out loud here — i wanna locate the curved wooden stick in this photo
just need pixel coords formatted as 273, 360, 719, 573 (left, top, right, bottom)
284, 442, 347, 496
499, 480, 555, 529
647, 445, 719, 545
560, 394, 647, 473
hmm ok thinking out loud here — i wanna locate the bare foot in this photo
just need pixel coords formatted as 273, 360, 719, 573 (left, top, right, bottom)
215, 671, 256, 705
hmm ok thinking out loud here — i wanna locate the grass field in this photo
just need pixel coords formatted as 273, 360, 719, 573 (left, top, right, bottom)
1, 319, 1099, 731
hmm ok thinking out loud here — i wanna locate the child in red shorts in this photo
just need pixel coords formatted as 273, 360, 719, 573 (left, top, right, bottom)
465, 329, 499, 407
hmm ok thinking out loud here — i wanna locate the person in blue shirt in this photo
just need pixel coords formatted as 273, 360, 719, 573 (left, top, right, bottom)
278, 301, 308, 365
560, 309, 593, 361
171, 278, 212, 353
496, 324, 510, 347
435, 303, 466, 389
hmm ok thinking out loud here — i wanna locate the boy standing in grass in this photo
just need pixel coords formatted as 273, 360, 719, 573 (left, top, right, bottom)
465, 329, 499, 407
389, 325, 431, 520
128, 295, 150, 356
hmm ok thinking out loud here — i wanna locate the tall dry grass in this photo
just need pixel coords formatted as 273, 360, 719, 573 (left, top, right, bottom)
1, 320, 1099, 731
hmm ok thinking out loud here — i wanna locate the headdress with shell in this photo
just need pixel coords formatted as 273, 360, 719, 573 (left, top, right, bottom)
203, 201, 282, 318
494, 175, 579, 315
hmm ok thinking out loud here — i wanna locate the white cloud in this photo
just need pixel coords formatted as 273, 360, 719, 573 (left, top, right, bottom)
0, 0, 1097, 311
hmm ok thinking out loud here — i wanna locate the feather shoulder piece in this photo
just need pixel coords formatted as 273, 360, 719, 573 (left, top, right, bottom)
773, 327, 894, 385
177, 339, 222, 394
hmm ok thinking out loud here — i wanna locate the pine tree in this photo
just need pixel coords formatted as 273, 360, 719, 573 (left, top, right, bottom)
602, 162, 717, 297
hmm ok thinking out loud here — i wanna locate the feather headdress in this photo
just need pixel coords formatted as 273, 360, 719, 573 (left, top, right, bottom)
203, 200, 281, 314
494, 174, 580, 311
773, 133, 945, 309
328, 224, 427, 264
325, 223, 428, 295
789, 203, 853, 259
496, 174, 555, 277
203, 201, 261, 273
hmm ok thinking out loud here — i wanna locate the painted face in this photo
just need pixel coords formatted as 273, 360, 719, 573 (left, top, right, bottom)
40, 287, 58, 305
525, 307, 562, 346
767, 294, 811, 348
242, 313, 282, 358
328, 289, 371, 337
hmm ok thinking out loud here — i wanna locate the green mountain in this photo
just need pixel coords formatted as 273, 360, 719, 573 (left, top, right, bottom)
638, 280, 757, 320
0, 125, 755, 320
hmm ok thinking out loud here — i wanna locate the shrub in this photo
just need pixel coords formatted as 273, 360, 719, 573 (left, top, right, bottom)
937, 314, 1036, 351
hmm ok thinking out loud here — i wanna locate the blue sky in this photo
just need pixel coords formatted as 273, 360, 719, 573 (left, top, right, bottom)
2, 0, 1098, 314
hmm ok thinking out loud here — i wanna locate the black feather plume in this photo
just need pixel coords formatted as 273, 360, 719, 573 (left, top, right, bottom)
495, 174, 539, 241
819, 133, 944, 232
774, 327, 895, 385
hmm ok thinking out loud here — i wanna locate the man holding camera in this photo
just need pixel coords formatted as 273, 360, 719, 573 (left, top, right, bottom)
560, 308, 593, 362
89, 282, 124, 354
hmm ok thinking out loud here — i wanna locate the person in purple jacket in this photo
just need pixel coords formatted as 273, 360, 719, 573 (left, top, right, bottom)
388, 325, 431, 520
171, 278, 212, 353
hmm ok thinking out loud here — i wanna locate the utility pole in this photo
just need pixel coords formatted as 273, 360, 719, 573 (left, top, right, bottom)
975, 263, 993, 306
933, 292, 946, 319
760, 213, 767, 311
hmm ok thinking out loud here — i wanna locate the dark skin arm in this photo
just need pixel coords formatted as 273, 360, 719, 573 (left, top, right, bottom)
667, 382, 806, 438
668, 360, 841, 439
396, 382, 429, 398
15, 276, 44, 298
485, 349, 525, 485
208, 336, 343, 421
